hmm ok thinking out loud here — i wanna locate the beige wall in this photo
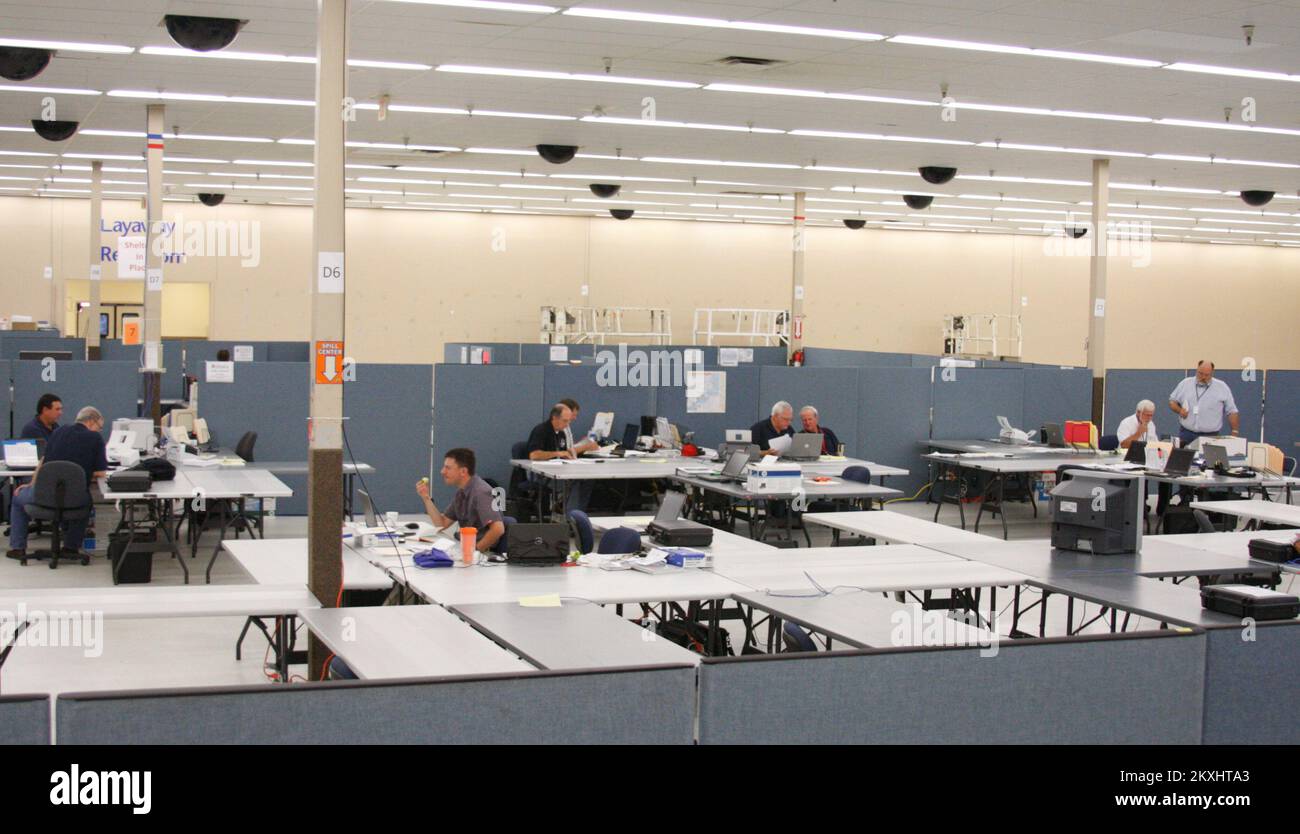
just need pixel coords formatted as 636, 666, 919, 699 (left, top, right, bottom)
2, 195, 1297, 369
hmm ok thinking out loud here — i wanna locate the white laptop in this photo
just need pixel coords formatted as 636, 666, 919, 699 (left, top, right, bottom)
2, 439, 39, 468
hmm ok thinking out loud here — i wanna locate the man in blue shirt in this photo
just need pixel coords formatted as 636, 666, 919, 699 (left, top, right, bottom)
20, 393, 62, 444
7, 406, 107, 561
750, 401, 796, 452
1168, 360, 1239, 446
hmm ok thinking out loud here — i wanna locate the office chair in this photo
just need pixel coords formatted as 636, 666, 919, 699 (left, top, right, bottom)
567, 509, 594, 554
1099, 434, 1120, 452
781, 621, 817, 653
507, 440, 540, 522
20, 461, 92, 569
597, 526, 641, 555
234, 431, 257, 462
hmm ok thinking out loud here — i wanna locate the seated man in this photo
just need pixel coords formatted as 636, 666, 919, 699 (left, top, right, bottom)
7, 406, 108, 561
1115, 399, 1159, 449
415, 447, 505, 553
527, 403, 592, 511
750, 401, 795, 452
558, 398, 601, 456
20, 393, 62, 444
799, 405, 841, 455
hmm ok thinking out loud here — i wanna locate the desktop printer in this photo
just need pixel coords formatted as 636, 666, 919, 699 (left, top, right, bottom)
746, 460, 802, 494
1050, 468, 1143, 555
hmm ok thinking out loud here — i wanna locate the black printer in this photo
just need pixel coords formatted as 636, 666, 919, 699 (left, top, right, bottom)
645, 489, 714, 548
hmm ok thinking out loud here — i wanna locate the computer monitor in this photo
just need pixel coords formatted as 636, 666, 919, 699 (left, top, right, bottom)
359, 489, 378, 527
1042, 423, 1065, 448
621, 423, 639, 449
1124, 440, 1146, 464
2, 439, 39, 468
640, 415, 657, 436
655, 489, 687, 522
1202, 443, 1230, 473
720, 449, 749, 478
655, 417, 672, 444
589, 411, 613, 440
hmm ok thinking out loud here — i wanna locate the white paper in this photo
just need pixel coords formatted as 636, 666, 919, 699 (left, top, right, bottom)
580, 284, 589, 297
718, 348, 740, 367
1093, 298, 1106, 318
118, 236, 146, 279
686, 370, 726, 414
470, 347, 484, 365
205, 361, 235, 383
89, 264, 102, 281
144, 341, 161, 371
233, 345, 254, 362
684, 349, 704, 366
549, 345, 569, 362
459, 346, 468, 364
318, 251, 344, 294
738, 348, 754, 363
42, 266, 52, 280
794, 285, 804, 300
146, 267, 163, 292
767, 434, 794, 454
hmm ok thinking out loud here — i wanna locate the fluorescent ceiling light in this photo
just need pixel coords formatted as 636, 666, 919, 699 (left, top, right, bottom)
581, 115, 784, 134
184, 183, 313, 192
805, 166, 914, 177
437, 64, 698, 89
703, 82, 930, 107
139, 46, 431, 70
107, 90, 314, 107
1155, 118, 1300, 138
1164, 62, 1299, 82
0, 84, 101, 96
978, 141, 1146, 158
958, 174, 1090, 187
562, 8, 885, 41
0, 38, 133, 54
886, 35, 1161, 67
167, 156, 228, 164
464, 147, 535, 156
549, 174, 686, 182
791, 128, 972, 146
61, 153, 138, 160
233, 159, 314, 167
640, 156, 802, 169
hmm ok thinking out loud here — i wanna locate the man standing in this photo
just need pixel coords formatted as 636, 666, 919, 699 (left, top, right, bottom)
20, 393, 62, 444
799, 405, 842, 455
1116, 400, 1160, 449
1168, 361, 1239, 446
7, 406, 107, 561
527, 403, 592, 512
750, 401, 796, 452
415, 448, 505, 553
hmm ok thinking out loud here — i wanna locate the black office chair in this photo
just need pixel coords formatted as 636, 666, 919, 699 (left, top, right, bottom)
567, 509, 594, 554
20, 461, 92, 569
1099, 434, 1120, 452
781, 621, 817, 653
507, 440, 540, 521
234, 431, 257, 462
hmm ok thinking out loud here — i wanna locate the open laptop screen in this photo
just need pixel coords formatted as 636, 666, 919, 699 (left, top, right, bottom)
655, 490, 686, 522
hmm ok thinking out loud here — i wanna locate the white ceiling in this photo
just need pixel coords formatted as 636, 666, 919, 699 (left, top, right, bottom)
3, 0, 1300, 244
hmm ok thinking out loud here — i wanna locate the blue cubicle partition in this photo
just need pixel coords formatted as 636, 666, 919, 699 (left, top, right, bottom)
1202, 622, 1300, 744
758, 367, 860, 453
859, 367, 931, 494
11, 361, 140, 433
1265, 370, 1300, 453
804, 347, 916, 367
1103, 370, 1187, 439
520, 343, 596, 364
0, 360, 9, 440
656, 365, 761, 449
1222, 371, 1264, 442
0, 695, 50, 745
341, 364, 433, 515
432, 364, 544, 506
0, 335, 85, 359
1022, 367, 1092, 436
442, 343, 523, 364
265, 342, 309, 363
931, 367, 1025, 440
200, 362, 309, 514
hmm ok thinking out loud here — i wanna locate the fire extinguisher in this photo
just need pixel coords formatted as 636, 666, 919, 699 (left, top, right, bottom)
791, 349, 804, 367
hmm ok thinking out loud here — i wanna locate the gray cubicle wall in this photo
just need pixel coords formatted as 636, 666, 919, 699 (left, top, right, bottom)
758, 367, 860, 453
341, 364, 433, 515
56, 665, 696, 744
1022, 367, 1092, 435
0, 336, 85, 359
0, 360, 9, 440
931, 367, 1025, 440
1202, 622, 1300, 744
200, 362, 309, 514
698, 631, 1205, 744
804, 347, 915, 367
0, 695, 50, 745
1210, 370, 1263, 442
432, 363, 544, 506
1103, 370, 1186, 438
265, 342, 309, 363
859, 367, 931, 494
442, 343, 522, 364
12, 361, 140, 431
1264, 370, 1300, 452
519, 343, 596, 364
656, 365, 761, 448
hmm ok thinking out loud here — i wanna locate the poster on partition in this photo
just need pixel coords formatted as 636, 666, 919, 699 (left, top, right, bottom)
686, 370, 726, 414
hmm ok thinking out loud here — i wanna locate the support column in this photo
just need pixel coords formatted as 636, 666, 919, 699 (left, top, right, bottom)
142, 105, 166, 425
86, 160, 103, 359
789, 191, 806, 363
1087, 159, 1110, 427
307, 0, 348, 681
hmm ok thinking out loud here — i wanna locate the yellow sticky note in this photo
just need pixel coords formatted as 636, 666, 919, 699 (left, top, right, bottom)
518, 593, 563, 608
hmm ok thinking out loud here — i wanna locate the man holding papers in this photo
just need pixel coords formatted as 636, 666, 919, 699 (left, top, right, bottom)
750, 401, 796, 452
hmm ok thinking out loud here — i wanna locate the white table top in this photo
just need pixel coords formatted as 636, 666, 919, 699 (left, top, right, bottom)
299, 605, 531, 680
734, 591, 996, 649
722, 559, 1029, 595
514, 455, 909, 479
99, 468, 293, 501
1189, 499, 1300, 527
1150, 530, 1299, 559
451, 601, 702, 669
803, 510, 995, 544
399, 562, 754, 607
224, 537, 394, 591
674, 473, 900, 501
0, 584, 319, 619
923, 452, 1109, 474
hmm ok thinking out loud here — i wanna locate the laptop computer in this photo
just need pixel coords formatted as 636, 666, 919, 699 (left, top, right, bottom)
696, 449, 749, 483
1160, 447, 1196, 477
506, 522, 569, 566
781, 433, 822, 462
2, 439, 39, 468
359, 489, 378, 527
1202, 442, 1230, 474
1042, 423, 1066, 448
718, 441, 761, 463
1124, 440, 1146, 464
654, 489, 687, 522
